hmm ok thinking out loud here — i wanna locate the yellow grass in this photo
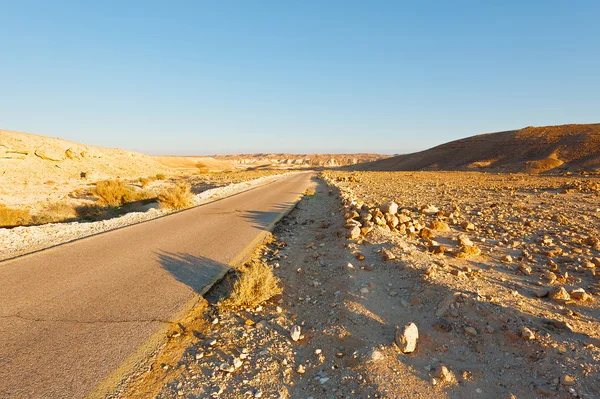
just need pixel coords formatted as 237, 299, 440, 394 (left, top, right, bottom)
224, 260, 283, 308
157, 181, 194, 210
0, 205, 32, 228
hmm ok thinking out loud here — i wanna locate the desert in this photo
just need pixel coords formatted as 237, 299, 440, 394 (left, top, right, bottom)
2, 2, 599, 399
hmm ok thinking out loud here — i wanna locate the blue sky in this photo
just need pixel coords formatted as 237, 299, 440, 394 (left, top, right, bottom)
1, 1, 599, 155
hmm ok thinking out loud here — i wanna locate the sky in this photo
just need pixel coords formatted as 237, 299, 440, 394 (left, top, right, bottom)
1, 1, 599, 155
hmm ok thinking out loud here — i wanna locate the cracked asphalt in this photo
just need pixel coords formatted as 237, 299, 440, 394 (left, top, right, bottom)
0, 172, 312, 399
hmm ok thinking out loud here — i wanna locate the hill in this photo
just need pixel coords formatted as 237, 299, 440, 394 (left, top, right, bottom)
356, 124, 600, 173
0, 129, 170, 207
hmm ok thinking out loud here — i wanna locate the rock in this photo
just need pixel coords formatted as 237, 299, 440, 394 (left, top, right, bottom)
458, 234, 474, 247
347, 225, 361, 240
428, 245, 445, 255
461, 221, 475, 231
464, 326, 477, 336
560, 375, 576, 386
534, 287, 550, 298
381, 201, 398, 215
521, 327, 535, 340
233, 357, 243, 369
570, 288, 590, 301
370, 350, 384, 361
436, 365, 454, 383
420, 227, 435, 239
65, 148, 82, 160
422, 204, 439, 214
297, 364, 306, 374
382, 248, 396, 261
592, 258, 600, 267
549, 286, 571, 301
220, 363, 235, 373
290, 325, 302, 342
34, 147, 66, 162
430, 220, 450, 231
395, 322, 419, 354
502, 255, 513, 263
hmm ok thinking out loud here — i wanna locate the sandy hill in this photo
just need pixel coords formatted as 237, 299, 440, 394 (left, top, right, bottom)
0, 129, 171, 208
356, 124, 600, 174
0, 129, 170, 184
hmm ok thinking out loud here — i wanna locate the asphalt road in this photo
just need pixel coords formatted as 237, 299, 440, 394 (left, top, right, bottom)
0, 172, 313, 399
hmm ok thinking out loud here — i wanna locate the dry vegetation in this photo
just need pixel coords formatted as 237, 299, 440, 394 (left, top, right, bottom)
0, 205, 32, 228
223, 258, 283, 309
157, 181, 194, 210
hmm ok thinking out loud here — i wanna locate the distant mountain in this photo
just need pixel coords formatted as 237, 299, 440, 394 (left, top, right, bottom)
355, 124, 600, 173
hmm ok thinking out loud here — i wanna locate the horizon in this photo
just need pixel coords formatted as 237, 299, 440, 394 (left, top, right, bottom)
1, 1, 599, 154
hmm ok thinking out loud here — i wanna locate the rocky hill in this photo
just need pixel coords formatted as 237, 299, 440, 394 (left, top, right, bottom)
212, 153, 386, 168
357, 124, 600, 173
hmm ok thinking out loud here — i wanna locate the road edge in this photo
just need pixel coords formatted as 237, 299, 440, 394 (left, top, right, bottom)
86, 173, 315, 399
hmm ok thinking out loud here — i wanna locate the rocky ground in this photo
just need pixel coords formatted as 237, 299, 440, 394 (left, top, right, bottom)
116, 171, 600, 399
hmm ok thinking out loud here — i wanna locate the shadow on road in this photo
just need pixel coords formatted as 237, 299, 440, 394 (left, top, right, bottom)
240, 201, 296, 230
156, 251, 230, 294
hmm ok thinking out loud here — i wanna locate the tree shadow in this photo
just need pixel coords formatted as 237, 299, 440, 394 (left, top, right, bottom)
156, 251, 230, 294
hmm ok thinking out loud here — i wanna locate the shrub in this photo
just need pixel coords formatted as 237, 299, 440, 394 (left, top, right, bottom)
93, 180, 147, 206
94, 180, 129, 206
224, 261, 283, 308
139, 177, 154, 188
155, 173, 166, 180
32, 202, 77, 225
0, 205, 32, 227
158, 181, 194, 210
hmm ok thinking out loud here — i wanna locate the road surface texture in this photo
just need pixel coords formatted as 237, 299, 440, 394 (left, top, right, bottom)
0, 172, 313, 399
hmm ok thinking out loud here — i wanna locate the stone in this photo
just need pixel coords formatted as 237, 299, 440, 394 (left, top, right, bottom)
370, 350, 384, 361
461, 221, 475, 231
220, 363, 235, 373
347, 225, 361, 240
430, 220, 450, 231
420, 227, 435, 239
521, 327, 535, 340
534, 287, 550, 298
570, 288, 589, 301
464, 326, 477, 336
233, 357, 243, 369
381, 201, 398, 215
502, 255, 513, 263
395, 322, 419, 354
549, 286, 571, 301
382, 248, 396, 261
436, 365, 454, 383
290, 325, 302, 342
560, 375, 576, 386
297, 364, 306, 374
34, 147, 66, 162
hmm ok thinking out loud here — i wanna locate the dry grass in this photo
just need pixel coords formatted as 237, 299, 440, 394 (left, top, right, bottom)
139, 177, 155, 188
0, 205, 32, 228
32, 202, 77, 225
158, 181, 194, 210
155, 173, 166, 180
94, 180, 152, 206
224, 260, 283, 308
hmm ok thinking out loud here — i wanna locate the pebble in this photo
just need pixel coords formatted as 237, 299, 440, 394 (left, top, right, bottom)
290, 325, 302, 342
395, 322, 419, 353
